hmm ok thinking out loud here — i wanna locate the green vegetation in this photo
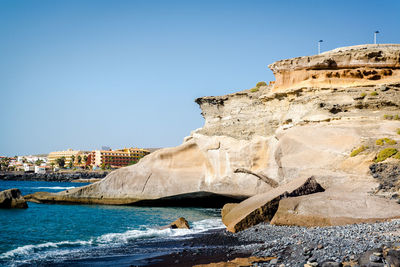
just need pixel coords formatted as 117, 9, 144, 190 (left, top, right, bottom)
360, 92, 366, 98
384, 114, 400, 120
397, 129, 400, 135
370, 91, 378, 96
0, 158, 10, 171
256, 81, 267, 87
393, 152, 400, 159
77, 155, 82, 164
35, 159, 44, 166
250, 87, 259, 93
350, 146, 367, 157
375, 148, 398, 162
385, 138, 397, 145
128, 160, 137, 166
376, 138, 397, 146
56, 157, 66, 168
376, 139, 384, 146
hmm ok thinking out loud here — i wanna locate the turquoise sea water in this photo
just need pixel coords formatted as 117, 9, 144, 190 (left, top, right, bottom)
0, 180, 222, 266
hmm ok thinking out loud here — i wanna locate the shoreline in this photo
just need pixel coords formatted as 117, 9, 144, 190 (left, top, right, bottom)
0, 171, 109, 182
49, 219, 400, 266
143, 220, 400, 266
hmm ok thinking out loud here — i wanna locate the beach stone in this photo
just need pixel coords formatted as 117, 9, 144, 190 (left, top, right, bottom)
0, 188, 28, 209
369, 254, 381, 262
321, 262, 342, 267
222, 176, 324, 232
169, 217, 190, 229
385, 250, 400, 266
270, 258, 278, 264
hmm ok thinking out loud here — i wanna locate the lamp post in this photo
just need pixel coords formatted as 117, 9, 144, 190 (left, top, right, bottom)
318, 40, 323, 55
374, 31, 379, 44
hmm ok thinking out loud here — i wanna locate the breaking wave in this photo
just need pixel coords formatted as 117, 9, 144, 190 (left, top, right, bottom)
0, 218, 224, 266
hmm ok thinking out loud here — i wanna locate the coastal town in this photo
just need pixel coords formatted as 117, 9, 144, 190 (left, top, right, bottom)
0, 147, 151, 174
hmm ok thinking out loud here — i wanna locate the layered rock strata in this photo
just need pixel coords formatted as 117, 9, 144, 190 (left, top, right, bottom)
26, 45, 400, 227
269, 44, 400, 91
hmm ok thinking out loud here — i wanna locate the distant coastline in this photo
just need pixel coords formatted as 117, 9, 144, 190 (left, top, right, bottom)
0, 170, 110, 182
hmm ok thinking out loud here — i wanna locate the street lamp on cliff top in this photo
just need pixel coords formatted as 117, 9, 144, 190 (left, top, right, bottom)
318, 40, 323, 55
374, 31, 379, 44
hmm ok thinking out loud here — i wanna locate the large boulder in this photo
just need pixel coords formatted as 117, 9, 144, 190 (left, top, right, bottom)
270, 190, 400, 227
0, 188, 28, 209
222, 176, 324, 233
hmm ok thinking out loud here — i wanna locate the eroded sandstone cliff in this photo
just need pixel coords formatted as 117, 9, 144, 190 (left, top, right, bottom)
26, 45, 400, 223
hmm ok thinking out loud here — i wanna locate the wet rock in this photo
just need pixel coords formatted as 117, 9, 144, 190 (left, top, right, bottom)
0, 188, 28, 209
169, 217, 190, 229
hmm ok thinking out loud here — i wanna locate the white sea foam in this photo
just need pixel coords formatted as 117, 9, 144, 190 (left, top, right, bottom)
0, 240, 92, 259
0, 218, 224, 264
35, 186, 76, 190
96, 218, 224, 244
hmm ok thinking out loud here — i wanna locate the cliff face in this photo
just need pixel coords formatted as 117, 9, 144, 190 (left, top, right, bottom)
26, 45, 400, 217
270, 44, 400, 91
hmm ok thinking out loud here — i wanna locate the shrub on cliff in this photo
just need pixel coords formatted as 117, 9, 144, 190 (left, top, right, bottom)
350, 146, 367, 157
376, 138, 397, 146
375, 148, 398, 162
250, 87, 259, 93
397, 129, 400, 135
256, 81, 267, 87
384, 114, 400, 120
370, 91, 378, 96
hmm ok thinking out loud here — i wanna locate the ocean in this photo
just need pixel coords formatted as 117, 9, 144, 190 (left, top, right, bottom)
0, 180, 223, 266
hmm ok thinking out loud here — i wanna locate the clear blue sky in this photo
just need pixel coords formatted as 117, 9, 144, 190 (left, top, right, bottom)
1, 0, 399, 156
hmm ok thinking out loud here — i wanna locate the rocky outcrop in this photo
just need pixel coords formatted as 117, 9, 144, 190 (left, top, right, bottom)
0, 188, 28, 208
0, 171, 109, 182
26, 44, 400, 226
222, 177, 324, 233
269, 44, 400, 91
270, 190, 400, 227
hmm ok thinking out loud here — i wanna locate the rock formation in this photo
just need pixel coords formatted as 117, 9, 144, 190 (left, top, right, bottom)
222, 177, 324, 233
168, 217, 190, 229
0, 188, 28, 209
25, 44, 400, 227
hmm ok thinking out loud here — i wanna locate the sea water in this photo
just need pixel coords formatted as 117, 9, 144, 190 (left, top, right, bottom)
0, 180, 223, 266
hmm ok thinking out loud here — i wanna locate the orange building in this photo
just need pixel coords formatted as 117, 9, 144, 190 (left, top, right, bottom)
90, 148, 150, 168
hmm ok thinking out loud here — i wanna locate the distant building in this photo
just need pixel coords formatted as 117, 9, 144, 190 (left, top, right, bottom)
90, 148, 150, 168
34, 165, 47, 174
48, 149, 82, 166
17, 155, 48, 164
23, 163, 34, 172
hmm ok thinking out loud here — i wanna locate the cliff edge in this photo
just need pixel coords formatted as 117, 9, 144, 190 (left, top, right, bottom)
26, 44, 400, 225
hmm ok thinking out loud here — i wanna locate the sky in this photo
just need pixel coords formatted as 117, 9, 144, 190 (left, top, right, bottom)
1, 0, 400, 156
